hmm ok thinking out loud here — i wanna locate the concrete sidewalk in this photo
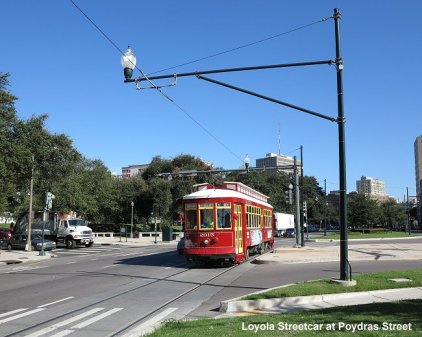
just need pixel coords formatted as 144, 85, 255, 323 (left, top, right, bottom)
254, 240, 422, 264
0, 249, 56, 265
219, 287, 422, 315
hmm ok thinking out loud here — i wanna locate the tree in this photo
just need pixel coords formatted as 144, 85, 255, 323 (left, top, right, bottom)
53, 159, 116, 223
0, 72, 19, 214
348, 193, 379, 228
379, 200, 406, 230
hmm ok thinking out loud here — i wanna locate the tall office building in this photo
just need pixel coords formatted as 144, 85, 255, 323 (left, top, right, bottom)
255, 153, 301, 174
415, 136, 422, 224
356, 176, 386, 196
415, 136, 422, 200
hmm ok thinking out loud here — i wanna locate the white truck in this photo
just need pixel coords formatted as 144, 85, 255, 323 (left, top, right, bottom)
54, 211, 94, 249
16, 211, 94, 249
274, 212, 294, 237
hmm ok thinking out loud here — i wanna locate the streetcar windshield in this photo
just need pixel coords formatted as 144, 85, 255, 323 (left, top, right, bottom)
199, 203, 214, 230
217, 202, 231, 229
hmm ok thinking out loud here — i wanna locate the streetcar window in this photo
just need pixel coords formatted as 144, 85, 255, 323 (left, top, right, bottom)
185, 209, 197, 230
264, 209, 273, 228
246, 205, 261, 228
199, 203, 214, 230
217, 203, 231, 229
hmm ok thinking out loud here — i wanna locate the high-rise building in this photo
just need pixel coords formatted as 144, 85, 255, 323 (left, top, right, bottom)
255, 153, 301, 174
356, 176, 387, 199
415, 136, 422, 200
415, 136, 422, 224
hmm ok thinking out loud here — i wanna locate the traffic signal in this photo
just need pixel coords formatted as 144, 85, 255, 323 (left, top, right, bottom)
285, 190, 293, 204
45, 192, 55, 210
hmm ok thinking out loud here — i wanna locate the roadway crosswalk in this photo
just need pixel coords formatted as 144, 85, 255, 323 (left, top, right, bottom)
0, 305, 123, 337
53, 245, 127, 257
0, 301, 178, 337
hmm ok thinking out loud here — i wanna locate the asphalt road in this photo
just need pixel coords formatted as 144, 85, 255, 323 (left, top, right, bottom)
0, 238, 421, 337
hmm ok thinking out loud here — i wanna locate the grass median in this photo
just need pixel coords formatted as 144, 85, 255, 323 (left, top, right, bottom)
146, 300, 421, 336
145, 268, 422, 337
316, 231, 416, 240
243, 268, 422, 300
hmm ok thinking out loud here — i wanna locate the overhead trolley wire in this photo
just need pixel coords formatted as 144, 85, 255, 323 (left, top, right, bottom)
69, 0, 243, 163
147, 16, 331, 76
69, 1, 331, 165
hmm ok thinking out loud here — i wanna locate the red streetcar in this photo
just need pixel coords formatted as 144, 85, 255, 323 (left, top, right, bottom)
182, 182, 274, 265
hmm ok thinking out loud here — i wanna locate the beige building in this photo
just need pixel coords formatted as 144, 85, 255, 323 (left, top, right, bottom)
356, 176, 386, 196
121, 164, 149, 178
356, 176, 395, 202
255, 153, 301, 174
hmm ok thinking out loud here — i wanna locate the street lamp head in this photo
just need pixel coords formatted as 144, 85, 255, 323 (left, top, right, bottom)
244, 154, 250, 170
121, 46, 137, 80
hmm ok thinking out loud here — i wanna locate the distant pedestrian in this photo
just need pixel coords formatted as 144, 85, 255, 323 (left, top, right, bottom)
9, 222, 15, 233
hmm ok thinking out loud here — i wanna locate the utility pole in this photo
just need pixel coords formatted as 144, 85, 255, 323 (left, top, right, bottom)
324, 179, 327, 236
26, 155, 34, 252
294, 156, 301, 247
299, 145, 305, 246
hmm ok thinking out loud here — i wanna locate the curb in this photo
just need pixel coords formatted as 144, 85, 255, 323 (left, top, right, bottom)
219, 287, 422, 314
0, 260, 23, 265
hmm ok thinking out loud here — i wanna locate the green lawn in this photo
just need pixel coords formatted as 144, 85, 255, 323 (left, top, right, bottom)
316, 231, 415, 240
146, 300, 421, 336
243, 268, 422, 300
145, 269, 422, 336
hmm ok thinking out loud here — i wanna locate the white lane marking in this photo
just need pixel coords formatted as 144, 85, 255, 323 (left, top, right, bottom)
65, 262, 76, 265
9, 265, 49, 272
0, 308, 27, 318
71, 307, 123, 328
101, 265, 117, 269
54, 251, 90, 255
121, 307, 178, 337
38, 297, 74, 308
25, 308, 104, 337
0, 308, 45, 324
49, 330, 74, 337
165, 262, 187, 269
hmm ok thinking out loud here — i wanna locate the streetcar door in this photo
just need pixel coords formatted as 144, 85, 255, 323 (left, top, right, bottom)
234, 204, 243, 254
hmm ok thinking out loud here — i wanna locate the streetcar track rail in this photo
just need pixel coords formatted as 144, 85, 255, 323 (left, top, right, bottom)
4, 250, 266, 337
109, 252, 264, 336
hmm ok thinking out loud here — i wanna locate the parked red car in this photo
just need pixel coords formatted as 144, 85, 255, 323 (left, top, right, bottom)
0, 228, 12, 240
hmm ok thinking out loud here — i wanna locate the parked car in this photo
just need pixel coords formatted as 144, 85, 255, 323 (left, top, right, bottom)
6, 233, 56, 251
307, 224, 319, 232
0, 228, 12, 240
283, 228, 296, 238
177, 237, 185, 255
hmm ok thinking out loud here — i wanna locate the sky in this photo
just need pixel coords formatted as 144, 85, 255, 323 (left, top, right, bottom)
2, 1, 421, 200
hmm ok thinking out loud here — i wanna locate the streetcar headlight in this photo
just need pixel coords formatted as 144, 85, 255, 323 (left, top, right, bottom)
203, 239, 210, 245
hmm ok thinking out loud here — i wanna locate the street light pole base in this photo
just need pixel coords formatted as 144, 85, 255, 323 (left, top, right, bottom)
330, 278, 357, 287
38, 250, 46, 256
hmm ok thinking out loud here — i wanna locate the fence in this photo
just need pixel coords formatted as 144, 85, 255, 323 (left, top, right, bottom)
93, 231, 182, 242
